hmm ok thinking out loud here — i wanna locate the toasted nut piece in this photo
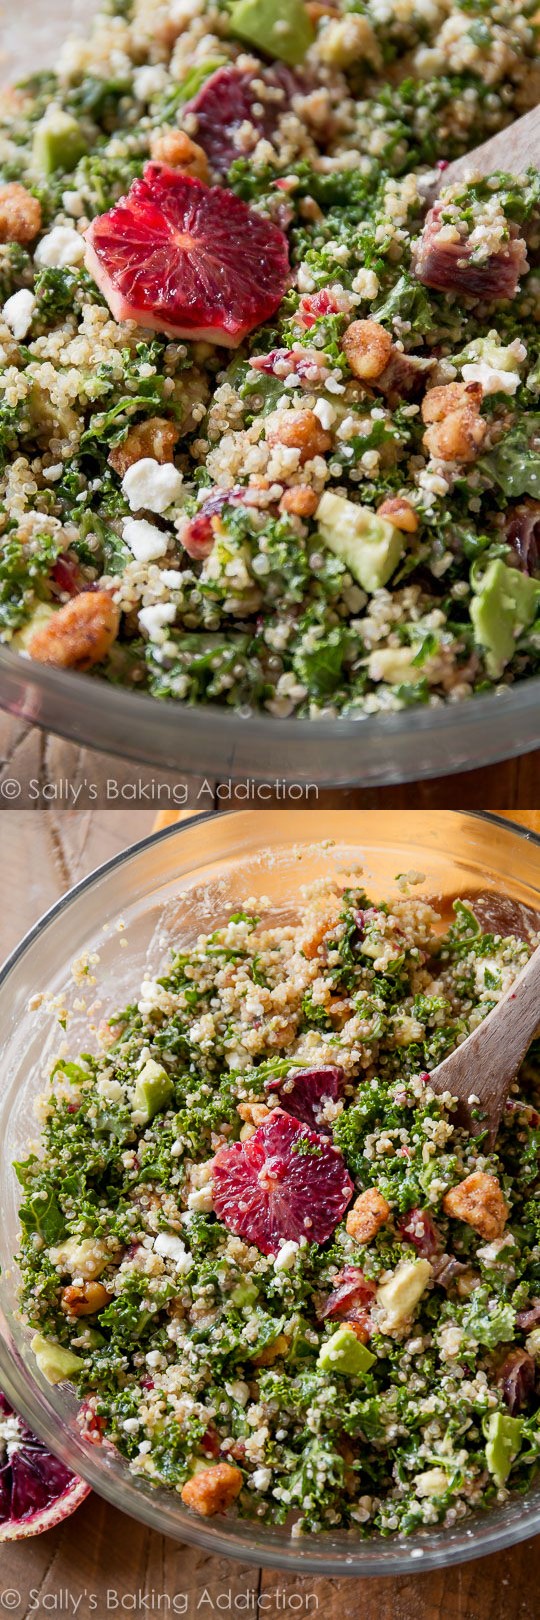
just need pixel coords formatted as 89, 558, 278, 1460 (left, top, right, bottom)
265, 409, 332, 465
306, 1, 338, 18
377, 496, 419, 533
254, 1333, 290, 1367
421, 381, 483, 424
346, 1188, 390, 1244
237, 1102, 271, 1126
443, 1172, 509, 1240
341, 1318, 370, 1344
150, 129, 209, 181
181, 1463, 243, 1517
61, 1282, 112, 1317
27, 590, 120, 671
279, 486, 319, 517
108, 416, 179, 476
0, 182, 42, 244
342, 320, 393, 382
421, 381, 486, 463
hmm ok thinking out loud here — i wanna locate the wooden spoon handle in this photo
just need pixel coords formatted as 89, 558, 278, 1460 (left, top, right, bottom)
430, 942, 540, 1143
433, 104, 540, 195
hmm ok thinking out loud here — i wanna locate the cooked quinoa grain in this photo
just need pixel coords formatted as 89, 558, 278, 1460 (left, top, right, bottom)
16, 883, 540, 1537
1, 1, 540, 715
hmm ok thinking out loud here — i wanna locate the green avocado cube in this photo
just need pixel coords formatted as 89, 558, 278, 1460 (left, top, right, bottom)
317, 1326, 376, 1377
31, 1334, 84, 1385
229, 0, 315, 66
316, 491, 405, 594
132, 1058, 174, 1123
470, 558, 540, 679
485, 1411, 523, 1487
33, 109, 87, 176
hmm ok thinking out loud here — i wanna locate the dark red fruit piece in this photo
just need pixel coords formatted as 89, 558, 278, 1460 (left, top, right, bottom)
497, 1349, 536, 1415
182, 512, 215, 559
397, 1207, 441, 1258
516, 1301, 540, 1330
0, 1391, 90, 1542
212, 1109, 353, 1254
297, 289, 340, 327
51, 555, 84, 597
266, 1065, 344, 1132
318, 1265, 376, 1328
186, 65, 298, 174
504, 500, 540, 578
84, 164, 290, 347
413, 200, 528, 301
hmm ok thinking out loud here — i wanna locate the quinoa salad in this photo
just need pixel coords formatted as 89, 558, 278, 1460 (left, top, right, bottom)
15, 879, 540, 1537
1, 5, 540, 718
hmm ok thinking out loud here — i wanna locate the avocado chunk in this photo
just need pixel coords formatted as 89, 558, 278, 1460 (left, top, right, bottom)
229, 0, 315, 66
132, 1058, 174, 1123
33, 109, 87, 176
316, 491, 405, 594
485, 1411, 523, 1487
31, 1334, 84, 1385
470, 558, 540, 679
317, 1326, 376, 1377
375, 1258, 432, 1331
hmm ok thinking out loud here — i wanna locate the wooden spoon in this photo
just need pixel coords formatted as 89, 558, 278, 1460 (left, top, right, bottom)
426, 103, 540, 199
428, 942, 540, 1147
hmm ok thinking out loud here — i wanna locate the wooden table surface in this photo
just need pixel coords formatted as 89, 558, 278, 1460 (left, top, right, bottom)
1, 806, 540, 1619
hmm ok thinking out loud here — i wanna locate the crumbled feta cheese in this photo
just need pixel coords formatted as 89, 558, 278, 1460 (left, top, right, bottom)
274, 1240, 299, 1271
187, 1184, 214, 1212
462, 360, 520, 396
153, 1233, 192, 1272
313, 398, 336, 431
415, 1467, 450, 1499
122, 458, 184, 514
250, 1466, 272, 1490
138, 602, 177, 638
62, 190, 85, 218
123, 517, 170, 563
34, 226, 85, 268
2, 288, 36, 340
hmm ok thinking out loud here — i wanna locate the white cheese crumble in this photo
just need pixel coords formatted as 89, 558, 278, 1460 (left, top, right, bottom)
34, 226, 85, 268
274, 1239, 300, 1271
123, 517, 170, 563
122, 458, 183, 514
153, 1233, 192, 1272
2, 288, 36, 340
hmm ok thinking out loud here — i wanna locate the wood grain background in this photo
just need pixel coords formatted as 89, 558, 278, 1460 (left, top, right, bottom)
1, 807, 539, 1618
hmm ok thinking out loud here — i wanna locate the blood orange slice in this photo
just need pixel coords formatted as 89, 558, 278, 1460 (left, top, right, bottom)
84, 164, 290, 347
213, 1109, 353, 1254
0, 1392, 90, 1541
186, 64, 298, 174
266, 1064, 344, 1131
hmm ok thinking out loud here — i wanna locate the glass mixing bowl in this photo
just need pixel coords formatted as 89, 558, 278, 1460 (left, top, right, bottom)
1, 808, 540, 1573
2, 5, 540, 787
3, 647, 540, 786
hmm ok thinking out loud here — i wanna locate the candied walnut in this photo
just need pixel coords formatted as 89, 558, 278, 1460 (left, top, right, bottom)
253, 1333, 290, 1367
0, 182, 41, 244
421, 381, 486, 464
377, 496, 418, 533
61, 1282, 112, 1317
27, 590, 120, 671
346, 1188, 390, 1244
421, 382, 483, 424
341, 1318, 370, 1343
237, 1102, 272, 1126
443, 1172, 509, 1240
150, 129, 209, 181
341, 320, 393, 382
108, 416, 179, 476
279, 486, 319, 517
181, 1463, 243, 1517
265, 409, 332, 464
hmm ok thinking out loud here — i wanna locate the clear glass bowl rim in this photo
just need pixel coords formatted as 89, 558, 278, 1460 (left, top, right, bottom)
2, 808, 540, 1576
2, 645, 540, 787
